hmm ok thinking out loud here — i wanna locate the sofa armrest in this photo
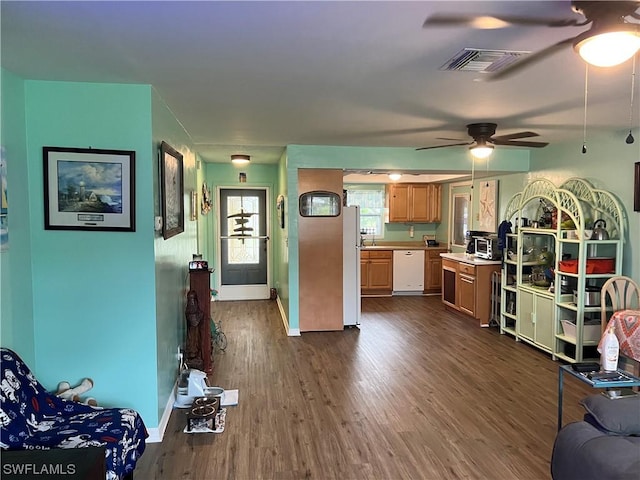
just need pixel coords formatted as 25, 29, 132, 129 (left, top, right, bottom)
551, 421, 640, 480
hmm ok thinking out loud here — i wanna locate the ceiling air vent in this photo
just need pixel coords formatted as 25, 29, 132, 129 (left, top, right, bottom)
440, 48, 530, 73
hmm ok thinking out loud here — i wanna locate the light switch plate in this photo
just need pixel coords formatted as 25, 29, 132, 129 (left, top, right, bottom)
154, 216, 163, 231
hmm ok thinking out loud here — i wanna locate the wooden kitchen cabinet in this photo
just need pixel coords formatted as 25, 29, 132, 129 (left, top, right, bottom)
441, 255, 500, 326
441, 258, 458, 308
361, 250, 393, 295
424, 248, 447, 294
387, 183, 441, 223
458, 264, 476, 316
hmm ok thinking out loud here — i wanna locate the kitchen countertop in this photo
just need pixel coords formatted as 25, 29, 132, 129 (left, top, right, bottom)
440, 252, 502, 266
361, 244, 446, 251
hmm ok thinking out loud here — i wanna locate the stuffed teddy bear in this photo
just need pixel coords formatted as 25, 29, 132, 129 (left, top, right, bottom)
55, 378, 97, 406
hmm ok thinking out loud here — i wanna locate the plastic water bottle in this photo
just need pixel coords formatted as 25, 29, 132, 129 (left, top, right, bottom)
601, 326, 619, 372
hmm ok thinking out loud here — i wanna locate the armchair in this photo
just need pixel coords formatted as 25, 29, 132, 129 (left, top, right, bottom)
0, 348, 147, 479
600, 276, 640, 376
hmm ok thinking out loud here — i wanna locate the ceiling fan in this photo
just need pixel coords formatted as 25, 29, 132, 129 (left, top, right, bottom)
424, 1, 640, 79
416, 123, 549, 158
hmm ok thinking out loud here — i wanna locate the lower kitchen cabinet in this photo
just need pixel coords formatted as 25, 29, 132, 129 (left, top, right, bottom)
361, 250, 393, 295
458, 267, 476, 316
517, 288, 554, 352
424, 248, 447, 294
441, 254, 501, 327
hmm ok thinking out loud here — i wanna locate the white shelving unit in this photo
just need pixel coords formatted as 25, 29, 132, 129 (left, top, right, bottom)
499, 178, 625, 362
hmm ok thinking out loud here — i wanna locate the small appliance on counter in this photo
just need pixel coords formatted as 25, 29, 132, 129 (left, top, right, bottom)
474, 235, 502, 260
465, 230, 492, 254
423, 234, 439, 247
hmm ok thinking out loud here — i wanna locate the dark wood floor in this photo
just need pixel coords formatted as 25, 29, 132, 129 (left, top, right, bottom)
135, 296, 594, 479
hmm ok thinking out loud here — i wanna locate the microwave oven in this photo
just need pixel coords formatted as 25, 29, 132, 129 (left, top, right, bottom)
474, 236, 501, 260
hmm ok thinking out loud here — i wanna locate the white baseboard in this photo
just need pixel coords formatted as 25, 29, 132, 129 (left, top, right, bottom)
145, 382, 176, 443
276, 296, 300, 336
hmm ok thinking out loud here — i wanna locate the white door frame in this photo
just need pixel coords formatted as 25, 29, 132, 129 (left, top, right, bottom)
216, 186, 271, 301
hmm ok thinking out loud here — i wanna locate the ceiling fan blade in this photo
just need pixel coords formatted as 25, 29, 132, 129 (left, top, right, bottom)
493, 139, 549, 148
492, 131, 540, 141
486, 36, 576, 81
416, 141, 473, 151
423, 14, 584, 29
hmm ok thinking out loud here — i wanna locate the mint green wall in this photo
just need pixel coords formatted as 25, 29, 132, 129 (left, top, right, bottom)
274, 151, 290, 322
528, 129, 640, 280
23, 81, 159, 426
0, 69, 35, 365
202, 162, 279, 294
151, 89, 199, 423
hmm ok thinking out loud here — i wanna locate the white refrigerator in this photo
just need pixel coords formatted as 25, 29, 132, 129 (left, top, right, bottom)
343, 206, 361, 327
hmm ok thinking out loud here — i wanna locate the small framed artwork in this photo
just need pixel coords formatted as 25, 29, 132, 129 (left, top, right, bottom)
635, 162, 640, 212
276, 194, 285, 228
478, 179, 498, 233
43, 146, 135, 231
160, 141, 184, 239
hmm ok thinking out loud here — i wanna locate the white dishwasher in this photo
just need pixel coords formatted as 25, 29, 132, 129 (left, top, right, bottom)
393, 250, 425, 294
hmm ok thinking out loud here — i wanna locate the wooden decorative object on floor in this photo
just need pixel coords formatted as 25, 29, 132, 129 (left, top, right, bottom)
189, 269, 213, 373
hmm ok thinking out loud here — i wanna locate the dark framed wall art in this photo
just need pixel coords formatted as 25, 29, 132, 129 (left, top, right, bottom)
160, 141, 184, 239
43, 146, 136, 231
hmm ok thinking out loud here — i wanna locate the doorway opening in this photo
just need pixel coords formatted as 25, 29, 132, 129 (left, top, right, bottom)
217, 187, 269, 300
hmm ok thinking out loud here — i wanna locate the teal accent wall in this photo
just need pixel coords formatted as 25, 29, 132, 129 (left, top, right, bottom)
0, 69, 35, 365
151, 88, 199, 424
22, 80, 159, 426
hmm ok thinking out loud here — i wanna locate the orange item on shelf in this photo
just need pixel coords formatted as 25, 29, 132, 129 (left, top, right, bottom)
558, 258, 615, 274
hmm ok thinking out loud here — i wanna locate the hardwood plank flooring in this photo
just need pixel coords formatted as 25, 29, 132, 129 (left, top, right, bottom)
135, 296, 594, 479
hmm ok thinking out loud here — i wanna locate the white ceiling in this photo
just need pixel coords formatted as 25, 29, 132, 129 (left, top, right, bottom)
2, 1, 639, 168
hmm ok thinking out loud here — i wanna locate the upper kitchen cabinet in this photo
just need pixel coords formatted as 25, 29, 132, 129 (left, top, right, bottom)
387, 183, 442, 223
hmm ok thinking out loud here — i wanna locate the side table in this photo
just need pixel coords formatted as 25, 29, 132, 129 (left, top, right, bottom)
557, 364, 640, 431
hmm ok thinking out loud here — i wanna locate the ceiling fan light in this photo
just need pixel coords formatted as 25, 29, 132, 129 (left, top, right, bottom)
469, 144, 494, 159
231, 154, 251, 165
388, 173, 402, 181
575, 30, 640, 67
470, 16, 509, 29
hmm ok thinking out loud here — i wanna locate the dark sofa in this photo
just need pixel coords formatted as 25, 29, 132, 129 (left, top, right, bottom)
551, 393, 640, 480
